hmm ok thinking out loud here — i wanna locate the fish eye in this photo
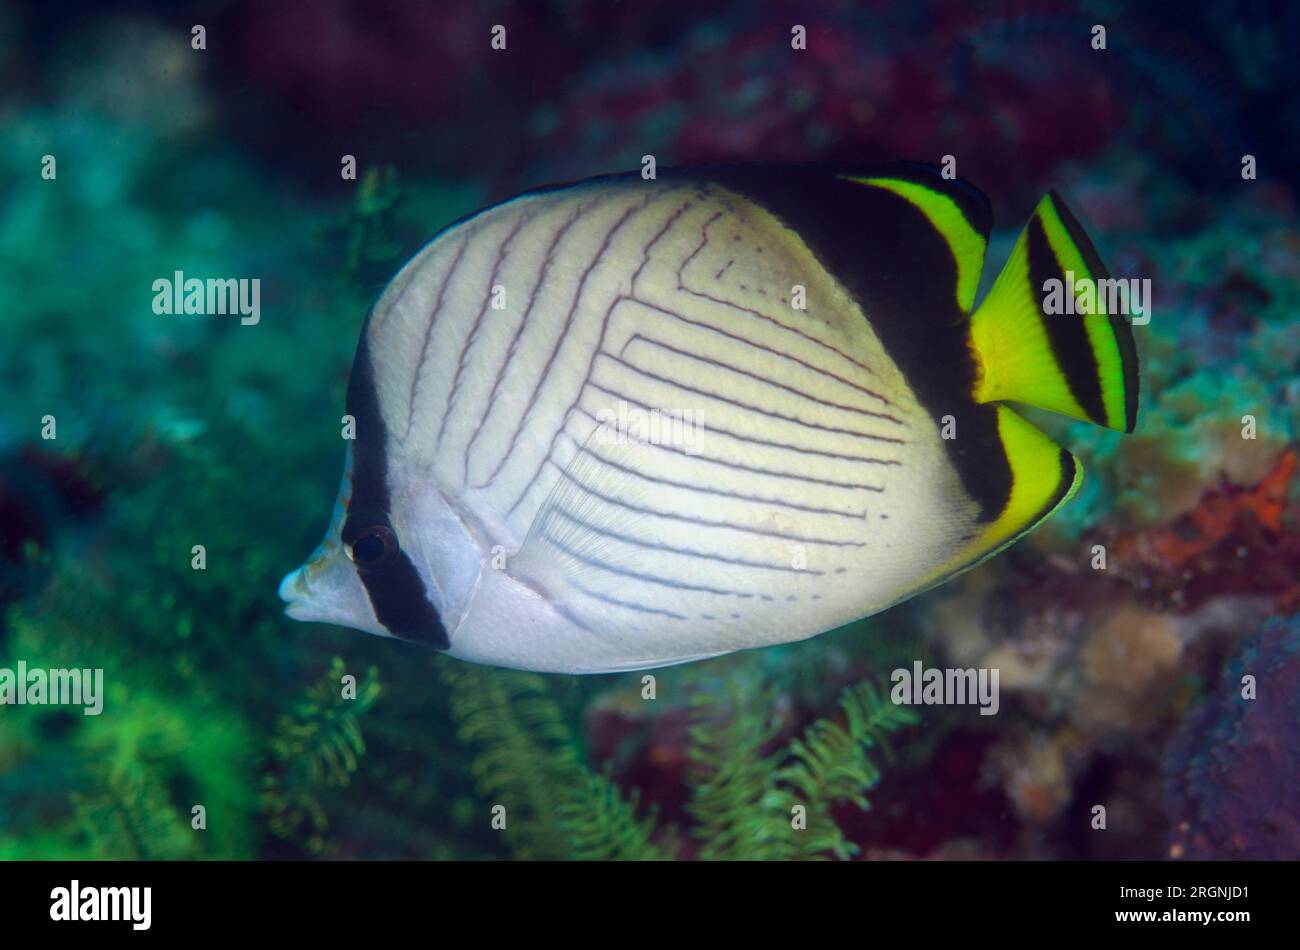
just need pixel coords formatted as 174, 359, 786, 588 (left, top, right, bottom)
349, 525, 398, 571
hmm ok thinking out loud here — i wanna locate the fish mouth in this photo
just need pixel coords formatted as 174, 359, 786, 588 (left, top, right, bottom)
278, 566, 315, 620
277, 550, 387, 637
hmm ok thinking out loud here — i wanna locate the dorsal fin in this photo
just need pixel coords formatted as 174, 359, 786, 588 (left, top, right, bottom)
686, 162, 991, 313
840, 169, 990, 313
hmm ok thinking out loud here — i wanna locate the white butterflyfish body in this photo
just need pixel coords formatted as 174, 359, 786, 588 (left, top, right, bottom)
279, 163, 1139, 673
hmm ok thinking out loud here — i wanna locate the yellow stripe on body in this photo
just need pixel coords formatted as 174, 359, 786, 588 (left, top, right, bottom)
976, 405, 1081, 555
844, 176, 987, 313
896, 405, 1081, 599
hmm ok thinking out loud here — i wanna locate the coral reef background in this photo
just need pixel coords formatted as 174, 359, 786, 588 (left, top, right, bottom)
1, 0, 1297, 860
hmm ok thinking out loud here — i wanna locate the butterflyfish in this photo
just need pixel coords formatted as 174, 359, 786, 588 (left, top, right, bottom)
279, 163, 1139, 673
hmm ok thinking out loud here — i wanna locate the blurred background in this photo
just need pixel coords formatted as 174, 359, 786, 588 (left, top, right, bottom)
1, 0, 1297, 860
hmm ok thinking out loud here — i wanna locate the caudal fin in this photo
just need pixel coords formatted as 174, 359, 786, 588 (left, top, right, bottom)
968, 191, 1139, 433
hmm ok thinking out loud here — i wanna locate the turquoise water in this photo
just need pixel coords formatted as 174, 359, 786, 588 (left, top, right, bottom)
1, 0, 1297, 861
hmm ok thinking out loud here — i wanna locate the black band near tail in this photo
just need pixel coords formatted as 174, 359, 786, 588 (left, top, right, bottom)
342, 326, 450, 649
1048, 192, 1140, 433
1025, 216, 1108, 428
704, 165, 1013, 523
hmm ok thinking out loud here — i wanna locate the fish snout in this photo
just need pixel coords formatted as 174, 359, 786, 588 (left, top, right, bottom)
278, 564, 315, 619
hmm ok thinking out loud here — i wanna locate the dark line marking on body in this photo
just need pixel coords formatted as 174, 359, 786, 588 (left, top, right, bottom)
543, 528, 763, 598
619, 334, 903, 425
627, 295, 896, 408
584, 378, 899, 469
461, 195, 608, 486
436, 212, 532, 453
548, 505, 826, 574
605, 344, 905, 442
630, 201, 693, 290
565, 436, 877, 518
676, 210, 879, 378
542, 456, 870, 549
570, 404, 890, 491
569, 581, 688, 620
498, 194, 658, 513
498, 199, 694, 504
679, 211, 723, 274
403, 234, 470, 442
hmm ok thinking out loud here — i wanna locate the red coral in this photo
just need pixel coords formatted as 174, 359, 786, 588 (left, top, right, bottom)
1107, 450, 1300, 611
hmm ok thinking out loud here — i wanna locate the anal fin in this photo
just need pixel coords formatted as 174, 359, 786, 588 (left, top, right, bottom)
917, 405, 1081, 590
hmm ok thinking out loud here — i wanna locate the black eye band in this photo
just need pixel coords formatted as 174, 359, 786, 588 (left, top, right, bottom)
354, 547, 449, 648
340, 330, 450, 650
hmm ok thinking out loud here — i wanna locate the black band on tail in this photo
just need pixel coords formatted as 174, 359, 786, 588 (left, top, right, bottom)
1025, 216, 1108, 427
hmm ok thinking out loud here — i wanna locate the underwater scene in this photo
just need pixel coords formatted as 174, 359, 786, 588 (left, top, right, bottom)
2, 0, 1298, 867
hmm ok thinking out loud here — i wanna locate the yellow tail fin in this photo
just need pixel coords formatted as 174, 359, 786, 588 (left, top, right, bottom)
969, 191, 1139, 433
